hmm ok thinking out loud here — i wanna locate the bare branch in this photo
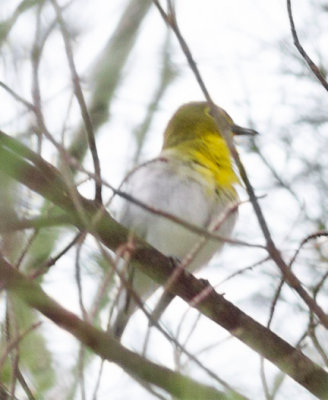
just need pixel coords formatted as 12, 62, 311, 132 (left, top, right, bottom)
51, 0, 102, 204
0, 214, 73, 233
0, 256, 236, 400
2, 130, 328, 397
0, 81, 36, 112
0, 0, 45, 47
289, 231, 328, 269
75, 233, 88, 321
286, 0, 328, 92
0, 322, 42, 372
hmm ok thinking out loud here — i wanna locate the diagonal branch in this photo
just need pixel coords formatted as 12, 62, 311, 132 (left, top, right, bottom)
0, 256, 236, 400
1, 132, 328, 398
286, 0, 328, 92
51, 0, 102, 204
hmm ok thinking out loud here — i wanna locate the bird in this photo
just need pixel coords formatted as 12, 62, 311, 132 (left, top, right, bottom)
111, 101, 257, 338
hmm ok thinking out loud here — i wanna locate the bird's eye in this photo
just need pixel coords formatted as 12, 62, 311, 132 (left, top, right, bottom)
205, 106, 215, 118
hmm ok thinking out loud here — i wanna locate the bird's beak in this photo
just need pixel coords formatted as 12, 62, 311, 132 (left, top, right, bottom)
232, 124, 259, 136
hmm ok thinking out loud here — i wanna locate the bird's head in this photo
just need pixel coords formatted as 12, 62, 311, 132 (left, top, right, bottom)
162, 101, 257, 150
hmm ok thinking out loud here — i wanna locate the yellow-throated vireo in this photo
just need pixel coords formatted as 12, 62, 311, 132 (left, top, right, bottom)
111, 101, 257, 338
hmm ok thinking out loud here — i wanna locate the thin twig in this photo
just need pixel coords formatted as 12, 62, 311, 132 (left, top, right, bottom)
15, 229, 39, 270
31, 1, 43, 153
98, 242, 247, 399
75, 233, 88, 321
217, 256, 270, 286
286, 0, 328, 92
89, 257, 116, 321
30, 232, 83, 278
16, 368, 37, 400
260, 357, 272, 400
308, 270, 328, 367
0, 81, 36, 112
0, 322, 42, 372
267, 279, 285, 328
91, 358, 104, 400
308, 322, 328, 367
161, 203, 240, 317
51, 0, 102, 204
0, 214, 73, 233
77, 345, 86, 400
176, 311, 202, 365
150, 201, 240, 324
288, 231, 328, 269
5, 297, 19, 399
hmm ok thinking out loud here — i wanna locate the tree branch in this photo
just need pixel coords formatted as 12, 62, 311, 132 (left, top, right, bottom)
51, 0, 102, 204
286, 0, 328, 92
1, 131, 328, 398
0, 256, 235, 400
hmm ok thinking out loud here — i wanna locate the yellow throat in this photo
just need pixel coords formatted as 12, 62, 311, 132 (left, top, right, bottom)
162, 102, 239, 189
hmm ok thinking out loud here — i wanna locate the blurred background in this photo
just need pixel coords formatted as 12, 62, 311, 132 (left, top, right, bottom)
0, 0, 328, 399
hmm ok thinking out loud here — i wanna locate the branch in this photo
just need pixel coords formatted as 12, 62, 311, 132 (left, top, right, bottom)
0, 322, 42, 372
0, 256, 234, 400
0, 214, 73, 233
51, 0, 102, 204
1, 132, 328, 398
0, 81, 36, 112
286, 0, 328, 92
0, 0, 45, 47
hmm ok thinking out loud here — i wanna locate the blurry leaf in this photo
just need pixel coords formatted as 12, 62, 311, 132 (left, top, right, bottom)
1, 296, 54, 396
0, 0, 45, 46
68, 0, 152, 163
133, 31, 177, 165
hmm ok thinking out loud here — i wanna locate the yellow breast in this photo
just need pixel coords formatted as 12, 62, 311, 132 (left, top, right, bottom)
166, 132, 239, 191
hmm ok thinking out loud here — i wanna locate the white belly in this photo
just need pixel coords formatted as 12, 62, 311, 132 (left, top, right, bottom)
115, 156, 238, 272
111, 156, 238, 334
